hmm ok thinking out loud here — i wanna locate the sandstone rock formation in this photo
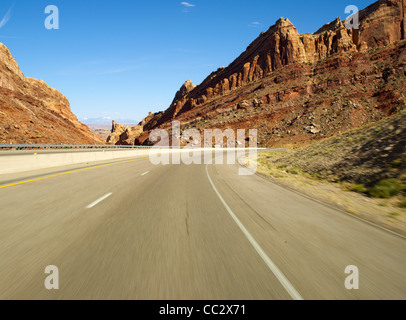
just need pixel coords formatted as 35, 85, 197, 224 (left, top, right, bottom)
0, 43, 104, 145
109, 111, 165, 145
357, 0, 406, 48
106, 121, 127, 145
154, 0, 405, 126
133, 0, 406, 147
106, 120, 143, 145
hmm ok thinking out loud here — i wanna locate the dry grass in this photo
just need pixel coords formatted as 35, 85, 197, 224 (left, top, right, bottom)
247, 149, 406, 236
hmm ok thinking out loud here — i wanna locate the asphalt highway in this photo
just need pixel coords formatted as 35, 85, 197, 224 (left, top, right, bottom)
0, 152, 405, 299
0, 148, 140, 156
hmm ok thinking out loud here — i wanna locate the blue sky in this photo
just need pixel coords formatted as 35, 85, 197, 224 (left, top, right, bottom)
0, 0, 375, 123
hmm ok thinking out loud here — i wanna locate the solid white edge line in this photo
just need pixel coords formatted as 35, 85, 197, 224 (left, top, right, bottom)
86, 193, 113, 209
141, 171, 150, 176
205, 163, 304, 301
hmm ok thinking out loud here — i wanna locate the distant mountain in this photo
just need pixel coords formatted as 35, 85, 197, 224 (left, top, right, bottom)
0, 43, 104, 145
82, 118, 138, 126
126, 0, 406, 147
87, 124, 112, 142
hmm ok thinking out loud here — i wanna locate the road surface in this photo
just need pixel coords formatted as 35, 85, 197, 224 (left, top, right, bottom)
0, 152, 405, 299
0, 148, 141, 156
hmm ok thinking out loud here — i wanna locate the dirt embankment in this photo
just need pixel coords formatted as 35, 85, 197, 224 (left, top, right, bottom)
256, 111, 406, 236
273, 111, 406, 186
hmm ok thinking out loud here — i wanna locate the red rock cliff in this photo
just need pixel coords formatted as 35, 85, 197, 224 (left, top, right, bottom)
0, 43, 104, 145
152, 0, 406, 128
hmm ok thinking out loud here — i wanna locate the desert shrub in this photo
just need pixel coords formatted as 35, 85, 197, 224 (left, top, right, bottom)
287, 167, 301, 175
351, 184, 368, 194
368, 179, 405, 199
311, 172, 322, 179
391, 160, 402, 168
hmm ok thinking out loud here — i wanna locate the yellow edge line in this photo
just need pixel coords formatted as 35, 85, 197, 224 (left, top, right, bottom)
0, 157, 149, 190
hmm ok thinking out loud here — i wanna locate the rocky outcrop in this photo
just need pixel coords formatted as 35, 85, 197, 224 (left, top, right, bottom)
113, 111, 164, 146
156, 80, 196, 125
140, 111, 164, 131
106, 121, 127, 144
0, 43, 104, 145
357, 0, 405, 48
107, 120, 143, 145
106, 110, 165, 145
148, 0, 406, 131
172, 80, 196, 105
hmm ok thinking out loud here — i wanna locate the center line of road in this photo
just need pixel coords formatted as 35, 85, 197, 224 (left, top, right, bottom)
205, 162, 304, 301
141, 171, 150, 176
0, 157, 149, 190
87, 193, 113, 209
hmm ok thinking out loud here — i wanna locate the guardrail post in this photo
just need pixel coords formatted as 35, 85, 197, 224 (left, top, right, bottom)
0, 144, 153, 151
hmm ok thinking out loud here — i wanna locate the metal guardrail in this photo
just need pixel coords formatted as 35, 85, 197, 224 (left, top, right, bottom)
0, 144, 260, 151
0, 144, 158, 150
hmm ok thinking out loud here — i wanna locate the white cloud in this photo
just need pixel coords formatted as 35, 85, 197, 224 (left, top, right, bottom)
181, 2, 196, 7
0, 6, 13, 29
181, 2, 196, 12
248, 22, 262, 28
97, 66, 138, 75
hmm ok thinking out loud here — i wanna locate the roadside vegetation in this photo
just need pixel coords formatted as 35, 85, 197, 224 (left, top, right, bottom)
255, 110, 406, 235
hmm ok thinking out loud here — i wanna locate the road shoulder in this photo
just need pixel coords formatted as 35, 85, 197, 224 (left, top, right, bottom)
244, 151, 406, 238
